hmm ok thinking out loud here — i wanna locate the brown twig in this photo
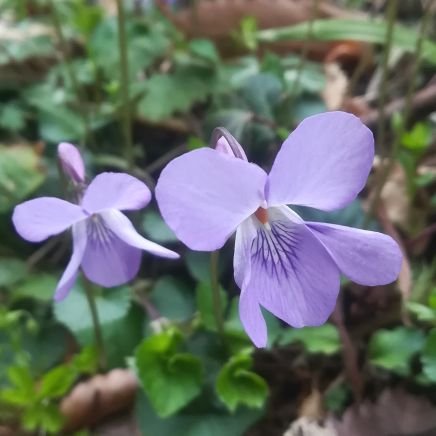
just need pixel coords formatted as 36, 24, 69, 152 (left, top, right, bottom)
331, 295, 364, 402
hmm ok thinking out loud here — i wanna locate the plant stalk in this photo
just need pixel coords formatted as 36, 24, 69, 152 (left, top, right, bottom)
83, 280, 107, 370
116, 0, 134, 169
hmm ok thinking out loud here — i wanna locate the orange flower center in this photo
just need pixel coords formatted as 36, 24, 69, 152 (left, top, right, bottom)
254, 207, 269, 224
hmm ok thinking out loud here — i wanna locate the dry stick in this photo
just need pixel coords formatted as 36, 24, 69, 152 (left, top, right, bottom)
366, 0, 433, 224
116, 0, 134, 170
50, 0, 92, 147
331, 296, 364, 402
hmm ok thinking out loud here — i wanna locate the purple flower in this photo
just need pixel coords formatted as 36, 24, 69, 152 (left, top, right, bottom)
155, 111, 403, 347
12, 143, 179, 301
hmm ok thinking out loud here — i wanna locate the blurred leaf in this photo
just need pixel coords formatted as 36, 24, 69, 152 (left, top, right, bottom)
142, 210, 178, 243
53, 282, 131, 343
0, 145, 45, 212
257, 19, 436, 65
14, 273, 57, 301
0, 258, 27, 287
138, 67, 216, 121
188, 39, 219, 64
407, 302, 436, 323
135, 329, 203, 417
368, 327, 425, 375
71, 346, 98, 375
324, 383, 351, 413
150, 276, 195, 322
216, 352, 268, 412
37, 365, 76, 400
420, 329, 436, 382
278, 324, 341, 355
0, 103, 26, 132
196, 282, 226, 331
401, 122, 432, 153
135, 390, 262, 436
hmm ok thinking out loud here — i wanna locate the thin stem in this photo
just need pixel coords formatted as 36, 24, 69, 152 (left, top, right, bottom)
50, 0, 92, 147
210, 251, 225, 340
288, 0, 319, 113
116, 0, 134, 169
366, 0, 432, 225
83, 280, 107, 370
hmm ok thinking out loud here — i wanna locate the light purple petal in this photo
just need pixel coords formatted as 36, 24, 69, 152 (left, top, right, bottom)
54, 220, 87, 301
306, 222, 403, 286
58, 142, 85, 183
238, 206, 340, 333
12, 197, 87, 243
266, 111, 374, 211
81, 215, 142, 287
234, 218, 267, 347
81, 172, 151, 214
101, 209, 179, 259
155, 148, 267, 251
215, 136, 248, 161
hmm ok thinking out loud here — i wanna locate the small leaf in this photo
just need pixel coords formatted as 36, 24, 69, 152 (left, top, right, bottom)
14, 273, 57, 301
0, 258, 27, 287
0, 145, 45, 212
278, 324, 341, 355
188, 39, 219, 63
37, 365, 76, 400
216, 352, 268, 412
407, 302, 436, 323
150, 276, 195, 322
368, 327, 425, 375
135, 329, 203, 417
421, 329, 436, 382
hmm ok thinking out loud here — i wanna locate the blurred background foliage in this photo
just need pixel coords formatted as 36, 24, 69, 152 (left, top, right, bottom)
0, 0, 435, 435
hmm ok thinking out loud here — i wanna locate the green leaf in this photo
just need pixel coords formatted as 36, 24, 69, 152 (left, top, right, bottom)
421, 329, 436, 382
14, 273, 57, 301
188, 39, 219, 64
0, 145, 45, 212
216, 352, 268, 412
257, 19, 436, 65
0, 258, 27, 287
135, 329, 203, 417
135, 390, 262, 436
196, 282, 227, 331
138, 67, 216, 121
37, 365, 77, 400
142, 210, 178, 243
407, 302, 436, 323
150, 276, 195, 322
71, 346, 98, 375
53, 282, 131, 343
0, 103, 26, 132
278, 324, 341, 355
368, 327, 425, 375
401, 122, 432, 152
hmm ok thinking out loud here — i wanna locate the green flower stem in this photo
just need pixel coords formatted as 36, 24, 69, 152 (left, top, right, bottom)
83, 279, 107, 370
210, 250, 225, 340
116, 0, 134, 170
50, 0, 92, 147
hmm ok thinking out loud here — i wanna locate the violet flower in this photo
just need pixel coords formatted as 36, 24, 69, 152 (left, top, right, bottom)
155, 111, 402, 347
12, 143, 179, 301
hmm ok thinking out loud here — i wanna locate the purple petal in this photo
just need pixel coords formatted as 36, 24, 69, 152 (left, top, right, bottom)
58, 142, 85, 183
237, 206, 340, 334
215, 136, 248, 160
307, 222, 403, 286
101, 210, 179, 259
235, 218, 268, 347
81, 215, 142, 287
266, 111, 374, 211
81, 172, 151, 214
155, 148, 267, 251
12, 197, 87, 243
54, 221, 87, 301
